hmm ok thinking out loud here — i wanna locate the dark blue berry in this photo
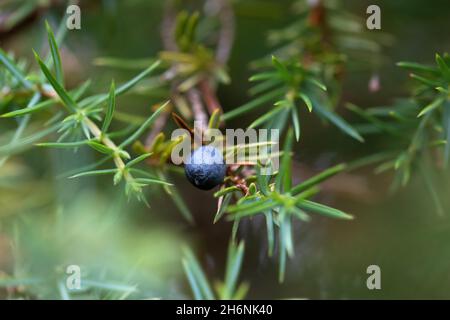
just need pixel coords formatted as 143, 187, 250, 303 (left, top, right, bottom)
184, 146, 227, 190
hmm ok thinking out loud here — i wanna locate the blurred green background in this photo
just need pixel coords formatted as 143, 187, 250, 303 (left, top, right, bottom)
1, 0, 450, 299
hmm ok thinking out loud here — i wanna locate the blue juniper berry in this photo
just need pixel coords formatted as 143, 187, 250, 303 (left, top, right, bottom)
184, 145, 227, 190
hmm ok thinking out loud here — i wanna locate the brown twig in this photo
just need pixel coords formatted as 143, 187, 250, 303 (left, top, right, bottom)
187, 88, 208, 130
199, 79, 222, 115
171, 112, 194, 136
307, 0, 333, 55
144, 1, 178, 148
160, 1, 178, 51
213, 0, 235, 65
